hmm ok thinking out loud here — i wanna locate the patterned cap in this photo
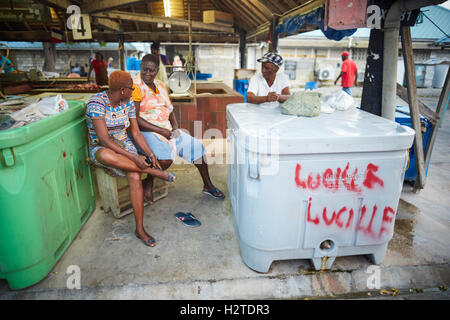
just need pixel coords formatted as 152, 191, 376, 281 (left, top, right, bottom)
257, 52, 283, 68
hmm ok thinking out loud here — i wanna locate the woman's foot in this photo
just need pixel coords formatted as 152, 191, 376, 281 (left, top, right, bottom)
148, 168, 176, 182
202, 185, 225, 199
135, 229, 156, 247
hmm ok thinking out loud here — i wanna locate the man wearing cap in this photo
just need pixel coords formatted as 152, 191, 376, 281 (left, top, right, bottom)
334, 51, 358, 96
247, 52, 291, 107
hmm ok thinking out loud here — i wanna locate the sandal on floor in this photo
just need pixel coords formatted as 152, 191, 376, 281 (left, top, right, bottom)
135, 231, 156, 247
174, 212, 201, 228
202, 187, 225, 199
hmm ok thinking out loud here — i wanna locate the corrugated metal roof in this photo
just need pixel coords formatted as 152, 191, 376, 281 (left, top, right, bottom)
289, 5, 450, 41
2, 41, 143, 50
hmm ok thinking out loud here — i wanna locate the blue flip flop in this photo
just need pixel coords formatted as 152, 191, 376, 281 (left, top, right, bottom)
174, 212, 201, 228
202, 187, 225, 199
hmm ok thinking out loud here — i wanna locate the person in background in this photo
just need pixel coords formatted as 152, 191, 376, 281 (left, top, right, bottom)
246, 52, 291, 107
149, 43, 169, 86
79, 65, 87, 77
87, 52, 108, 86
172, 55, 183, 71
107, 57, 114, 68
151, 42, 169, 65
86, 70, 176, 247
72, 63, 81, 75
334, 51, 358, 96
0, 50, 15, 73
132, 54, 225, 203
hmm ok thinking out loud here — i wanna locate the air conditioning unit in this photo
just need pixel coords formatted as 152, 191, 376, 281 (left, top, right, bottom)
318, 67, 334, 80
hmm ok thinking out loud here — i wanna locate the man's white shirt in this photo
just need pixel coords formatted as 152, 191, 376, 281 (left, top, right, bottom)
247, 72, 290, 108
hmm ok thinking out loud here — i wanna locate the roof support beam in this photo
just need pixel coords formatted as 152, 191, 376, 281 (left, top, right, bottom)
93, 10, 234, 33
0, 31, 239, 43
94, 17, 121, 32
82, 0, 148, 14
36, 0, 72, 10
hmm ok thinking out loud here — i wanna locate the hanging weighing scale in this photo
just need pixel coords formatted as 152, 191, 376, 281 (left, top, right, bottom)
168, 70, 191, 95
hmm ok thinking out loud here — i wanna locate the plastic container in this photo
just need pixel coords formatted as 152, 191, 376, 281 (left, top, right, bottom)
227, 103, 415, 272
0, 100, 96, 289
305, 81, 318, 91
233, 79, 249, 102
188, 72, 212, 80
395, 105, 432, 182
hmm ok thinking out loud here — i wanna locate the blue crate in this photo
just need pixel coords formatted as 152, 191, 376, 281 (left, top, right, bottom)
395, 105, 432, 182
233, 79, 249, 102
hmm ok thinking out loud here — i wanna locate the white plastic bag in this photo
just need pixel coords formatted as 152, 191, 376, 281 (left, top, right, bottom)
37, 94, 69, 115
321, 90, 355, 112
333, 91, 355, 111
10, 103, 46, 125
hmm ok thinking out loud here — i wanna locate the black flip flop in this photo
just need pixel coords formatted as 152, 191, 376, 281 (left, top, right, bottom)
174, 212, 201, 228
135, 231, 156, 247
202, 187, 225, 199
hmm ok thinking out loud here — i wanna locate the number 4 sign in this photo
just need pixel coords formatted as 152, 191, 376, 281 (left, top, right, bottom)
67, 5, 92, 40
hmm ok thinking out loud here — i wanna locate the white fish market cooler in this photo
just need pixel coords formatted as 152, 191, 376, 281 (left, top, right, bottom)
226, 103, 415, 272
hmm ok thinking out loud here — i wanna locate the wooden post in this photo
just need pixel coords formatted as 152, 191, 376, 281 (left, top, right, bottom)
43, 42, 56, 72
422, 67, 450, 186
269, 16, 279, 53
118, 35, 125, 71
400, 26, 426, 190
239, 30, 246, 69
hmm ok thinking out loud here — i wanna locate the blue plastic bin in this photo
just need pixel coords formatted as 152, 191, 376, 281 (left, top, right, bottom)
188, 73, 212, 80
305, 81, 318, 91
233, 79, 249, 102
394, 105, 432, 182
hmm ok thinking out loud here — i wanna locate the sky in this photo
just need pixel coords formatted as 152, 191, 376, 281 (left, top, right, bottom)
440, 1, 450, 9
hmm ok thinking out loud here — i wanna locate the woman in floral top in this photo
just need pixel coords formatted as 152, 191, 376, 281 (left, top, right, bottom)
86, 70, 175, 247
132, 54, 225, 204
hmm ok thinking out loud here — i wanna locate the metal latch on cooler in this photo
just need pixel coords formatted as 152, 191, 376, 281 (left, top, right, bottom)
1, 148, 14, 167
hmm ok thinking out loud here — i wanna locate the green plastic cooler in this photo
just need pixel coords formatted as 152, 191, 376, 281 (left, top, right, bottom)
0, 100, 95, 290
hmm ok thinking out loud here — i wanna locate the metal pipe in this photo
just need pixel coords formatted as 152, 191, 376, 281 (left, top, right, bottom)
381, 0, 445, 120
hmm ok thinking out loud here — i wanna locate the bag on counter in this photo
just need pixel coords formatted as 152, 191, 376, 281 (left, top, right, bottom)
281, 91, 321, 117
37, 94, 69, 115
321, 90, 355, 112
10, 102, 46, 126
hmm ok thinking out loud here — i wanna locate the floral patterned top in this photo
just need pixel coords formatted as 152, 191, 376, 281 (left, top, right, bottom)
132, 73, 174, 146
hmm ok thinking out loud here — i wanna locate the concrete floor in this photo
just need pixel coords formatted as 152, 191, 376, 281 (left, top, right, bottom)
1, 91, 449, 299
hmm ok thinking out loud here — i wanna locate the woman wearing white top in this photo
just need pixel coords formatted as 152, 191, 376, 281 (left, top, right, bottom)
246, 52, 291, 107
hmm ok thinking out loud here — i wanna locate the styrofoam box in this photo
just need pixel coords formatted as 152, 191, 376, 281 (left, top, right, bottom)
226, 103, 415, 272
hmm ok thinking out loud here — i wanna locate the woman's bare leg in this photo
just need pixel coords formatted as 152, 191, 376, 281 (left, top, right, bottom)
143, 159, 173, 204
96, 148, 173, 181
127, 171, 154, 246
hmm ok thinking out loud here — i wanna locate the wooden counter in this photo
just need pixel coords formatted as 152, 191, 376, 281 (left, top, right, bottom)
171, 81, 244, 137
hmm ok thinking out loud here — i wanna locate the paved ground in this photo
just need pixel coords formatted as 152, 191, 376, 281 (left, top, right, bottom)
0, 87, 448, 300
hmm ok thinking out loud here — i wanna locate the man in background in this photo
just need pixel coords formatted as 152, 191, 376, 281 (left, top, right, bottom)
150, 42, 169, 85
334, 51, 358, 96
87, 52, 108, 86
0, 50, 15, 73
151, 42, 169, 65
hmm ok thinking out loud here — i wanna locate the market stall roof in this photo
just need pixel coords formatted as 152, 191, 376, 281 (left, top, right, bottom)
0, 0, 325, 43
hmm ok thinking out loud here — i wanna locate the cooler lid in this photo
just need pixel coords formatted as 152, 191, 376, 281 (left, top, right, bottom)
226, 103, 415, 155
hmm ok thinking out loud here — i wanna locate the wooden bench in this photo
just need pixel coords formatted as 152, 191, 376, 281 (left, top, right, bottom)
87, 158, 169, 219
